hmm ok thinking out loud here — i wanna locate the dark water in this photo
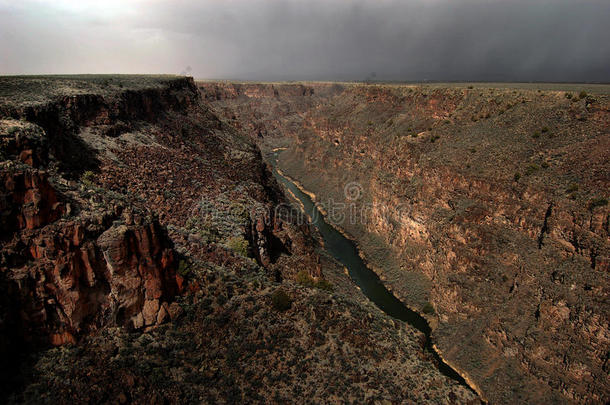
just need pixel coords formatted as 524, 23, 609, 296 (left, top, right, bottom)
269, 152, 469, 387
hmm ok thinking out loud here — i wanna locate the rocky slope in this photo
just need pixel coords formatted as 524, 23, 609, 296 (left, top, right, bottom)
0, 76, 477, 403
199, 81, 610, 404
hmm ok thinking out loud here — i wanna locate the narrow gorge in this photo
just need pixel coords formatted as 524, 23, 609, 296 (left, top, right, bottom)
200, 81, 610, 404
1, 76, 480, 404
269, 150, 484, 397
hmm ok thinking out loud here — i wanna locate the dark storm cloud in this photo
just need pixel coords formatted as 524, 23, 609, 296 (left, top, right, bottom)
1, 0, 609, 81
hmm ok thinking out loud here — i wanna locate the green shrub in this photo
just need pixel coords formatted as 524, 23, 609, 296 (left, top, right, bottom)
296, 270, 334, 292
271, 289, 292, 311
541, 127, 549, 133
541, 161, 549, 169
588, 198, 608, 211
7, 126, 18, 135
422, 302, 435, 315
513, 173, 521, 182
177, 259, 191, 277
579, 91, 587, 99
296, 270, 315, 287
81, 170, 96, 187
565, 93, 573, 99
532, 132, 540, 139
226, 236, 249, 257
566, 183, 579, 193
185, 216, 201, 229
315, 279, 334, 292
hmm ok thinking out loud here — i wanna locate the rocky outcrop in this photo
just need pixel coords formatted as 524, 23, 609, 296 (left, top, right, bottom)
2, 205, 180, 346
0, 168, 63, 234
1, 77, 199, 176
97, 218, 179, 329
0, 120, 49, 167
0, 79, 197, 348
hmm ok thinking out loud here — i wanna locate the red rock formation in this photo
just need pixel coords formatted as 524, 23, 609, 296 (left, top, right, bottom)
97, 219, 179, 329
3, 211, 180, 346
0, 120, 48, 167
0, 168, 63, 234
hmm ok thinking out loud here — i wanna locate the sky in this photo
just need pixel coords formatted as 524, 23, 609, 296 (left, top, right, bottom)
1, 0, 609, 82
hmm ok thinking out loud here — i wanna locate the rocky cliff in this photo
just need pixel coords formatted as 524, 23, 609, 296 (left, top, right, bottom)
200, 81, 610, 404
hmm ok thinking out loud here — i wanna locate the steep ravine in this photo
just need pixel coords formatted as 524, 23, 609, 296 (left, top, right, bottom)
269, 150, 486, 401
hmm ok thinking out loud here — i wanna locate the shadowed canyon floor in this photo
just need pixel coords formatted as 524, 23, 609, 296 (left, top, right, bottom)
0, 76, 480, 404
199, 81, 610, 404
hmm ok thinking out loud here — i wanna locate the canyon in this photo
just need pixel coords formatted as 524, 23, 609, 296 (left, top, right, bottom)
1, 76, 478, 404
200, 81, 610, 404
0, 75, 607, 403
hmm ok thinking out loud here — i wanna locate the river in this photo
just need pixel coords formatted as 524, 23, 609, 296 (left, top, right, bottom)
268, 150, 471, 388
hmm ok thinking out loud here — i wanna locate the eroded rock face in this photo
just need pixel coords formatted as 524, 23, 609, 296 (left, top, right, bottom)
0, 120, 48, 167
0, 77, 320, 349
0, 78, 194, 346
2, 205, 180, 347
97, 220, 178, 329
0, 168, 63, 233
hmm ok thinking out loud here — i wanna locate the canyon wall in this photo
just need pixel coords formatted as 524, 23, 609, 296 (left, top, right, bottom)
200, 81, 610, 404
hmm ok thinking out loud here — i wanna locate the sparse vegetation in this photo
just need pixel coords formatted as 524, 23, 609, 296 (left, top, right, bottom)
81, 170, 96, 187
185, 216, 220, 243
226, 236, 250, 257
295, 270, 334, 291
177, 259, 191, 277
514, 173, 521, 182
